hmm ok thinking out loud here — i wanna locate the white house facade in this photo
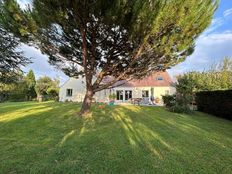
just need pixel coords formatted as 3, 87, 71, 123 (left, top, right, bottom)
59, 77, 86, 102
59, 71, 176, 105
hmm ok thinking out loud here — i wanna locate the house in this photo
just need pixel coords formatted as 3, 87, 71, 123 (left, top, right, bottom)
59, 71, 176, 105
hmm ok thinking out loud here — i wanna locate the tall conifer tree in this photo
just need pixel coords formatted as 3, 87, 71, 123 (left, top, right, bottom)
25, 69, 36, 100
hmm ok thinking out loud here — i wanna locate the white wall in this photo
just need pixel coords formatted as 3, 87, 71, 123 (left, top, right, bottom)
59, 78, 176, 103
59, 78, 112, 102
113, 86, 176, 102
94, 89, 112, 102
59, 78, 86, 102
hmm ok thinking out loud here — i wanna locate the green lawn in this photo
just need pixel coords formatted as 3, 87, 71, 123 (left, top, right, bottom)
0, 102, 232, 174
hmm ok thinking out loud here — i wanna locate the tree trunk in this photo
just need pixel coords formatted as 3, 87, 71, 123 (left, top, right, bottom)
79, 27, 95, 116
79, 89, 94, 116
37, 95, 43, 102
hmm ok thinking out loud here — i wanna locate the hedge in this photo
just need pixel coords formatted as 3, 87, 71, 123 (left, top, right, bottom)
196, 90, 232, 120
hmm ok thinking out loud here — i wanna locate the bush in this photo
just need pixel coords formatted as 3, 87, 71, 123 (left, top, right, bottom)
196, 90, 232, 120
8, 93, 28, 102
109, 94, 116, 100
162, 95, 175, 108
162, 95, 191, 113
162, 73, 195, 114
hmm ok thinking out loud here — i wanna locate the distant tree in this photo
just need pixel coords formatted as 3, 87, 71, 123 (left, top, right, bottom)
163, 57, 232, 112
164, 57, 232, 112
0, 0, 218, 115
0, 72, 27, 102
213, 57, 232, 89
35, 76, 59, 101
47, 87, 59, 100
35, 76, 52, 101
178, 57, 232, 92
46, 78, 59, 100
25, 69, 36, 100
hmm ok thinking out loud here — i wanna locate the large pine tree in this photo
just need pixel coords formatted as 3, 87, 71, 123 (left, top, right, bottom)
0, 0, 30, 83
0, 0, 218, 115
0, 26, 30, 83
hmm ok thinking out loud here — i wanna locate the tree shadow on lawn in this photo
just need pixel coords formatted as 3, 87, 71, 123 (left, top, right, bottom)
83, 105, 232, 173
111, 106, 232, 172
0, 102, 87, 173
1, 103, 170, 173
0, 103, 232, 173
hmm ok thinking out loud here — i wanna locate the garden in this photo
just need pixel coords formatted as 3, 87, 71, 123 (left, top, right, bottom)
0, 102, 232, 173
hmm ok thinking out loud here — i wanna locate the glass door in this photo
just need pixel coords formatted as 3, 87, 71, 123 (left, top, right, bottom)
116, 90, 123, 100
125, 90, 132, 100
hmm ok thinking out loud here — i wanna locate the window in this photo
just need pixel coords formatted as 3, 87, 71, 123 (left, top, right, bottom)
165, 90, 169, 95
66, 89, 73, 97
142, 90, 149, 98
116, 90, 123, 100
156, 76, 163, 81
125, 90, 132, 100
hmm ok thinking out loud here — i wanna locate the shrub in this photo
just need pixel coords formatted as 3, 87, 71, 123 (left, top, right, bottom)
109, 94, 116, 100
162, 95, 191, 113
162, 95, 175, 108
163, 73, 195, 114
47, 87, 59, 100
7, 92, 28, 102
196, 90, 232, 120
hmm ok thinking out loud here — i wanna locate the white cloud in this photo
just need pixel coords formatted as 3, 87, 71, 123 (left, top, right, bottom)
17, 0, 29, 9
204, 18, 224, 35
20, 44, 68, 83
203, 8, 232, 36
169, 31, 232, 77
223, 8, 232, 17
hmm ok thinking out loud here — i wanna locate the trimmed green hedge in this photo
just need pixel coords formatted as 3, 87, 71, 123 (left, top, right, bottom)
196, 90, 232, 120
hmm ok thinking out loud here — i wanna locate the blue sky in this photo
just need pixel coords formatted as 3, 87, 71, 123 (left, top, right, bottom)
168, 0, 232, 77
20, 0, 232, 82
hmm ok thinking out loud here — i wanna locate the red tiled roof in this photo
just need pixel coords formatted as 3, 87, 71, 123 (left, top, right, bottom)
122, 71, 173, 87
108, 71, 174, 88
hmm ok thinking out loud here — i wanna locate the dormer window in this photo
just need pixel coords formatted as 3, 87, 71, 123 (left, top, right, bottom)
156, 76, 163, 81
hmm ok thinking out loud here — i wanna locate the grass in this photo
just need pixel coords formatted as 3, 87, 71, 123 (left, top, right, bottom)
0, 102, 232, 174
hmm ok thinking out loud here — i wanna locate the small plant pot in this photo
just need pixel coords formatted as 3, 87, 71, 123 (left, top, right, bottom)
109, 100, 115, 106
155, 98, 160, 103
98, 105, 106, 109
